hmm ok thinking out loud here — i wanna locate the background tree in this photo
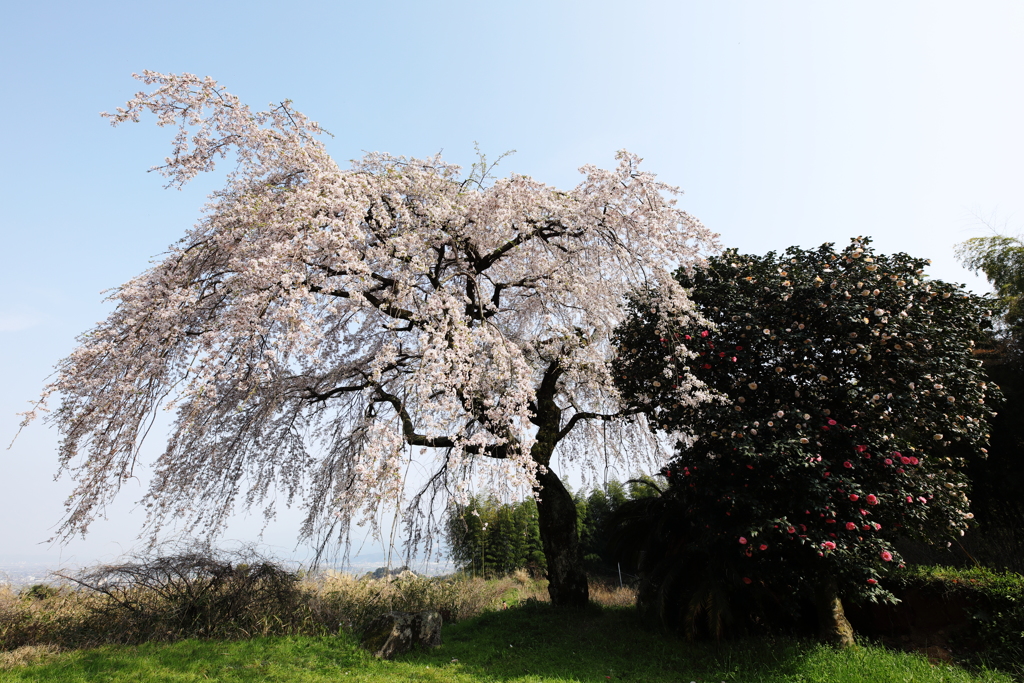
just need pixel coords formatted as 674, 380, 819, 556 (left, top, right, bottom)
612, 238, 998, 644
956, 234, 1024, 336
956, 233, 1024, 571
446, 479, 657, 578
24, 71, 718, 607
446, 494, 546, 577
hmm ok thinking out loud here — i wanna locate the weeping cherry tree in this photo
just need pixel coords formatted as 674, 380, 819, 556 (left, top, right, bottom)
22, 71, 719, 606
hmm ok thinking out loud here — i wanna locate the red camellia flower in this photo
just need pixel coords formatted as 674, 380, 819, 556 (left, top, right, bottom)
867, 578, 878, 585
849, 494, 859, 501
880, 550, 893, 562
759, 544, 768, 551
855, 445, 868, 453
845, 522, 857, 530
900, 456, 911, 465
787, 527, 796, 534
822, 541, 836, 550
843, 461, 853, 468
828, 419, 837, 426
743, 577, 752, 584
866, 494, 879, 505
700, 330, 709, 337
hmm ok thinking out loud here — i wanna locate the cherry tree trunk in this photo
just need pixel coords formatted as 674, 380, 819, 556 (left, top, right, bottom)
814, 578, 855, 648
534, 466, 590, 607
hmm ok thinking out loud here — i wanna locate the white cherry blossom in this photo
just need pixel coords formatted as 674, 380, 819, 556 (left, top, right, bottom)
23, 72, 718, 605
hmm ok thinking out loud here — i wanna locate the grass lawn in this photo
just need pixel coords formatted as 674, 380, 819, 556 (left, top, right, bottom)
0, 602, 1014, 683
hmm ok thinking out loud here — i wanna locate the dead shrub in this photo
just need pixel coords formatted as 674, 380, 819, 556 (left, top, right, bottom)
54, 546, 310, 644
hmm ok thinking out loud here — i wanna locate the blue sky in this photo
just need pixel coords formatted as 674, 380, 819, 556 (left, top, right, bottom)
3, 1, 1023, 570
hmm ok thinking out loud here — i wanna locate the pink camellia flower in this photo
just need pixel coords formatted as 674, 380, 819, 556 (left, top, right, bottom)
860, 509, 869, 516
867, 578, 878, 585
843, 461, 853, 468
743, 577, 752, 584
892, 451, 902, 458
845, 522, 857, 530
701, 330, 709, 337
897, 468, 905, 474
828, 419, 837, 426
787, 527, 796, 534
739, 537, 748, 544
759, 544, 768, 551
906, 496, 914, 503
880, 550, 893, 562
849, 494, 860, 501
866, 494, 879, 505
900, 456, 911, 465
909, 456, 919, 465
918, 496, 928, 504
884, 458, 893, 465
873, 522, 882, 530
855, 445, 868, 453
822, 541, 837, 550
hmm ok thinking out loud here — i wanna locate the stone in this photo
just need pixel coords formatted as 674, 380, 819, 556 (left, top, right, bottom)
360, 610, 443, 659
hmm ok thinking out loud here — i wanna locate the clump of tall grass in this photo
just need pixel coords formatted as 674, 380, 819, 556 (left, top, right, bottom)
306, 567, 550, 633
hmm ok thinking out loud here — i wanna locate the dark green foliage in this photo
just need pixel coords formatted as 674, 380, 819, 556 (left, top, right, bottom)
957, 235, 1024, 336
446, 481, 655, 578
888, 566, 1024, 677
612, 238, 999, 614
575, 481, 629, 575
22, 585, 58, 601
950, 232, 1024, 572
446, 495, 546, 577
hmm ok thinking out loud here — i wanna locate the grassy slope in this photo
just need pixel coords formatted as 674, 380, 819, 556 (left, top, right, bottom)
0, 603, 1015, 683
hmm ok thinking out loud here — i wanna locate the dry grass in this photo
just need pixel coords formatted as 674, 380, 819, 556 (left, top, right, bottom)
588, 578, 637, 607
305, 568, 550, 633
0, 644, 60, 670
0, 553, 567, 654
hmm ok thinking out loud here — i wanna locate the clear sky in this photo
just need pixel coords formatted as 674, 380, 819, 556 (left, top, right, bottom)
3, 1, 1023, 571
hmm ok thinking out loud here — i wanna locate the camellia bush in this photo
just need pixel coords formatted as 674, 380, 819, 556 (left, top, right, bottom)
612, 238, 999, 645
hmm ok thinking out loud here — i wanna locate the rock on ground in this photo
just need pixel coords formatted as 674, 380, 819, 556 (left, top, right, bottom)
359, 610, 443, 659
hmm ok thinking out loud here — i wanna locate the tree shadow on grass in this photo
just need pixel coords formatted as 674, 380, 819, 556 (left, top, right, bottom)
404, 602, 1009, 683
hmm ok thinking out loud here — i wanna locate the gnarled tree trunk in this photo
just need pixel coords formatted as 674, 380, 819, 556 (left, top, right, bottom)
814, 578, 855, 648
529, 360, 589, 607
534, 465, 589, 607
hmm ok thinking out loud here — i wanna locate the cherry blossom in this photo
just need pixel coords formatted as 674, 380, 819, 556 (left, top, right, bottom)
22, 71, 719, 606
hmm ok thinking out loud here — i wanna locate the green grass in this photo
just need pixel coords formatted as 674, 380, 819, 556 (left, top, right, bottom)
0, 602, 1014, 683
